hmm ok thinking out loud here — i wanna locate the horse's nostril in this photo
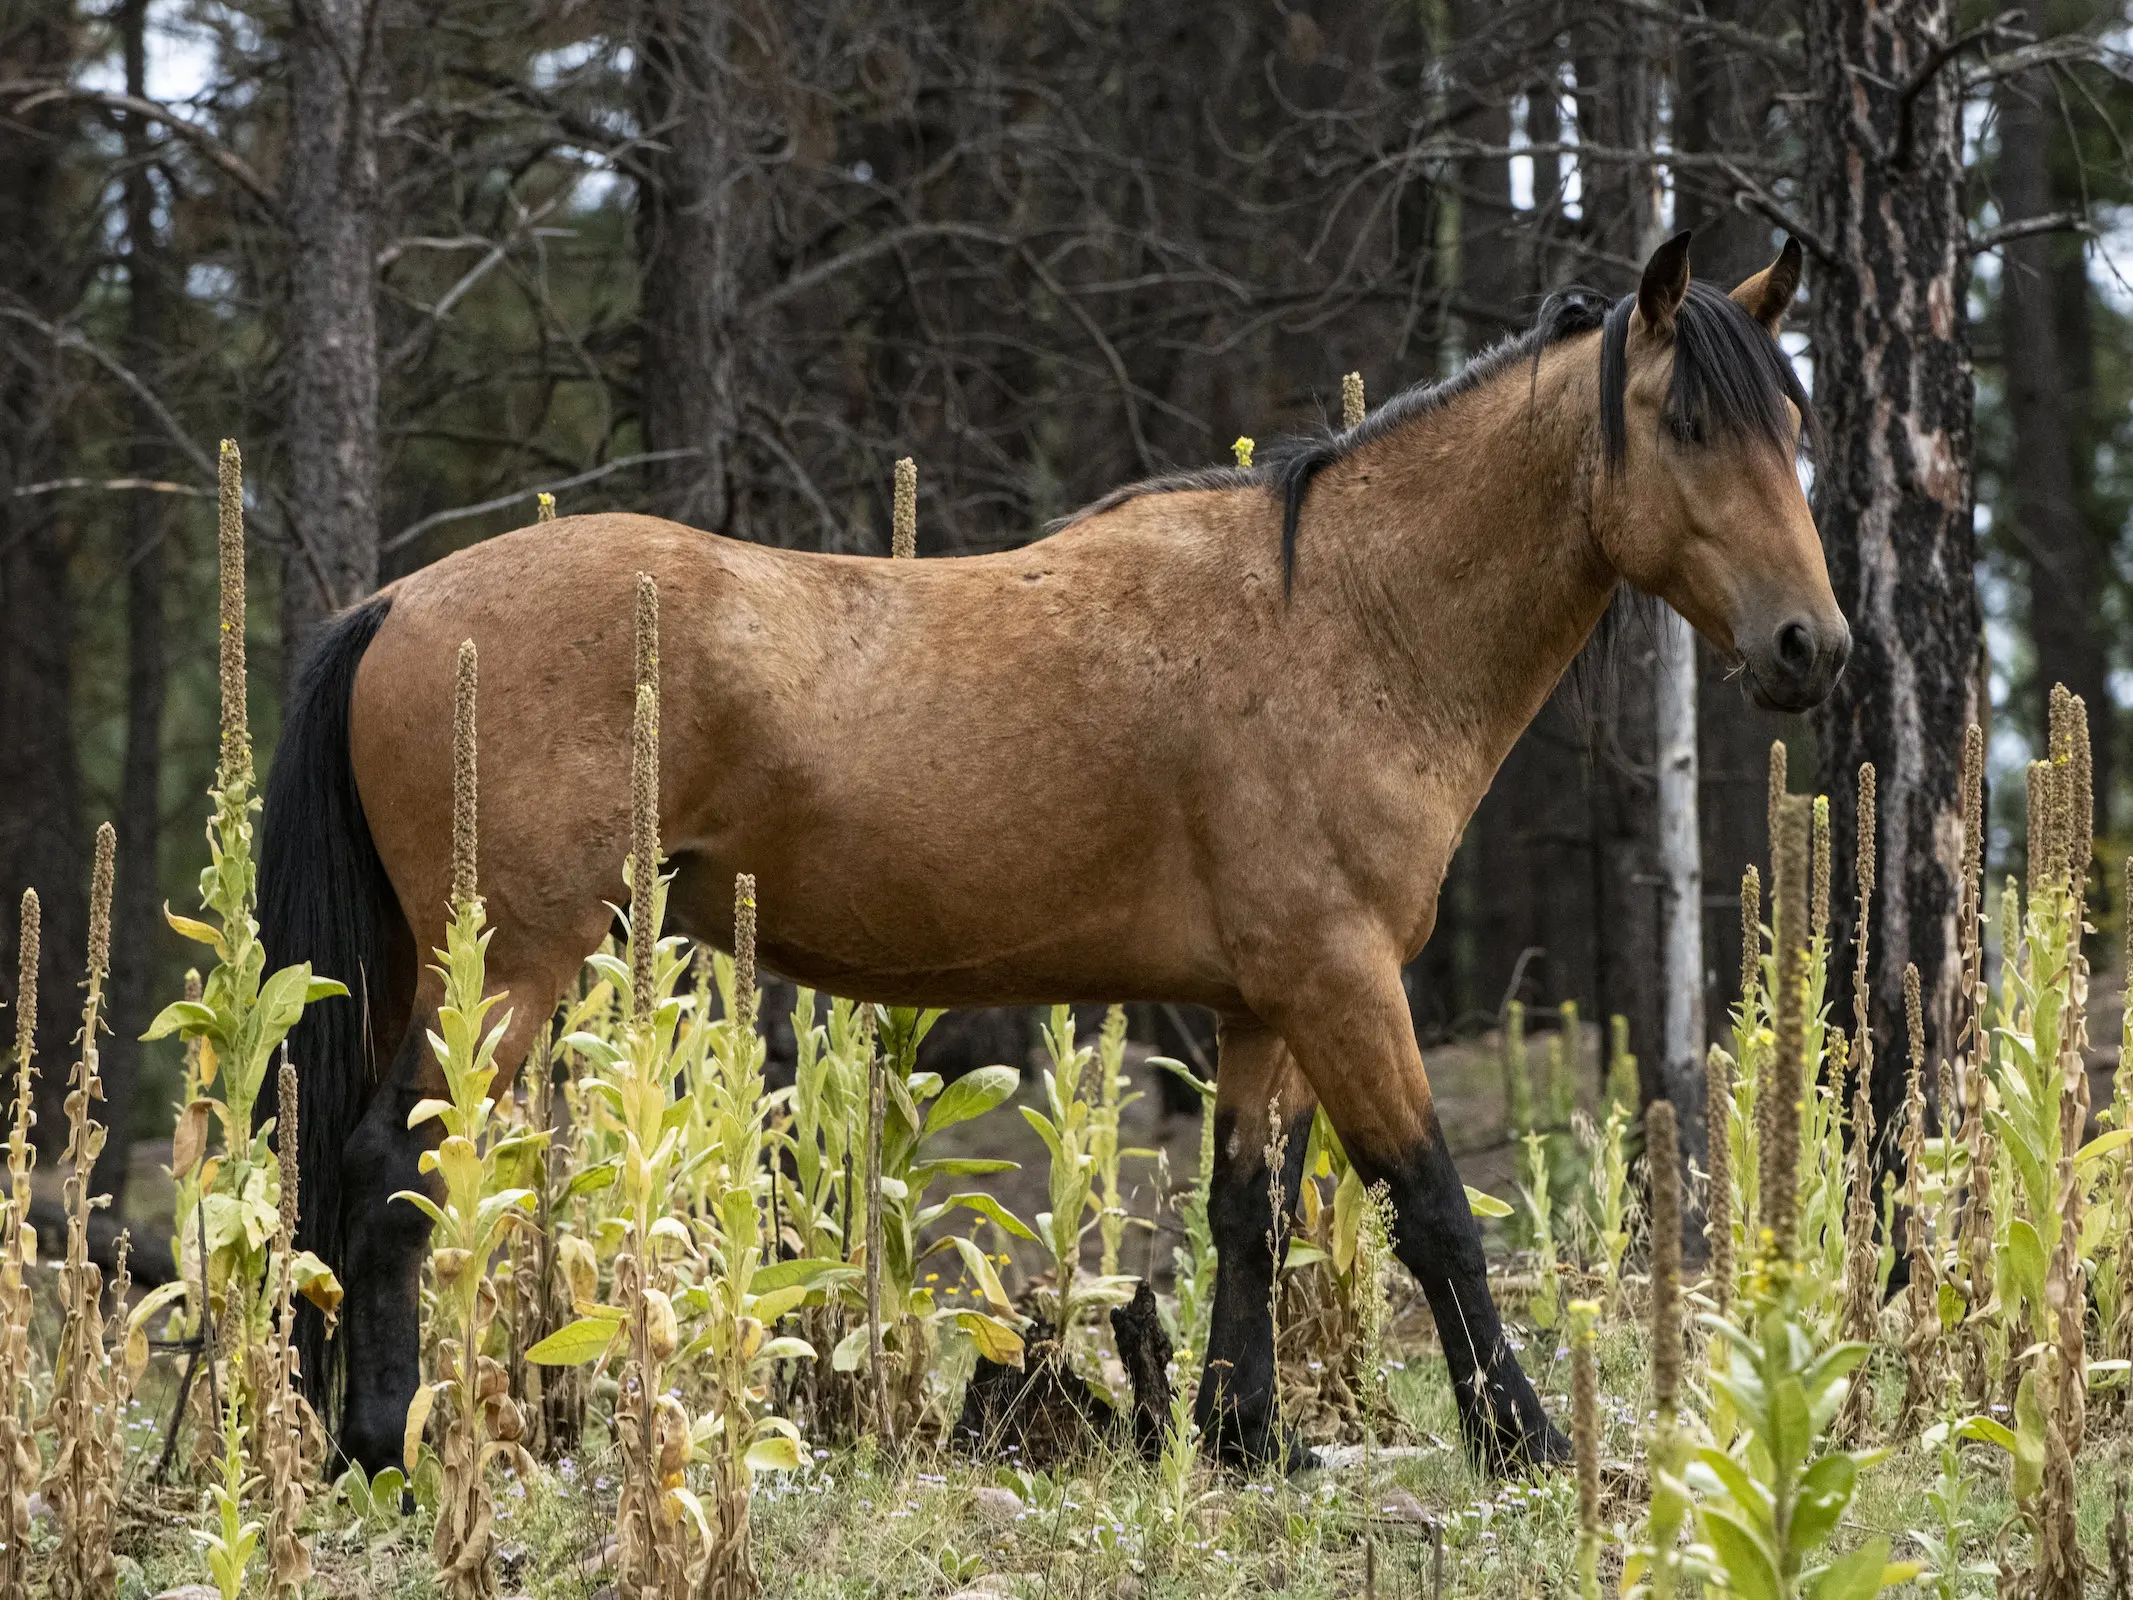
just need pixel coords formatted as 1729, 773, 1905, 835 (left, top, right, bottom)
1775, 620, 1814, 675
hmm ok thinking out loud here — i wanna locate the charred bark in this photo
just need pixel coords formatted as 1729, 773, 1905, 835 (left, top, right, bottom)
0, 0, 89, 1165
283, 0, 387, 677
1997, 57, 2109, 832
96, 0, 174, 1206
635, 0, 756, 534
1806, 0, 1981, 1131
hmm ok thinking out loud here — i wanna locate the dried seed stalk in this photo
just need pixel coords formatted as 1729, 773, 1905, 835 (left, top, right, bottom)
218, 439, 250, 788
1810, 794, 1831, 946
262, 1058, 313, 1599
452, 640, 479, 912
1897, 966, 1940, 1435
44, 824, 120, 1600
1762, 794, 1809, 1265
0, 891, 38, 1595
1704, 1045, 1735, 1314
1833, 1027, 1877, 1444
630, 572, 661, 1024
1342, 371, 1365, 430
1570, 1298, 1601, 1600
892, 457, 917, 559
2036, 691, 2092, 1600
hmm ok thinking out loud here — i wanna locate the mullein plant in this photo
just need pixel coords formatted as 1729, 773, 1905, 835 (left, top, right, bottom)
1090, 1004, 1143, 1280
819, 1004, 1028, 1433
1519, 1131, 1560, 1330
144, 440, 347, 1411
1626, 1099, 1688, 1600
1025, 1005, 1137, 1336
0, 891, 37, 1596
1678, 794, 1919, 1600
42, 825, 131, 1600
1570, 1298, 1603, 1600
260, 1059, 315, 1599
394, 641, 544, 1600
1503, 999, 1536, 1139
1834, 767, 1879, 1446
1545, 1000, 1580, 1129
533, 578, 700, 1597
678, 876, 820, 1600
1896, 964, 1944, 1437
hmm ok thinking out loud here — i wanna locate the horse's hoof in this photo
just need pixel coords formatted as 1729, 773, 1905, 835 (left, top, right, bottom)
1483, 1417, 1571, 1477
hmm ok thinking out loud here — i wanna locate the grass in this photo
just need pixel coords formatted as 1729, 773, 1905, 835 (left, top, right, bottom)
80, 1290, 2132, 1599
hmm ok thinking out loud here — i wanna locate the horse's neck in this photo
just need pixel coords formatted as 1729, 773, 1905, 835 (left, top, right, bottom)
1314, 344, 1618, 798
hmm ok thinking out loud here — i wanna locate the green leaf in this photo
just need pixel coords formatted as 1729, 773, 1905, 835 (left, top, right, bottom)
2012, 1367, 2047, 1503
935, 1191, 1036, 1241
1789, 1451, 1858, 1555
304, 976, 351, 1003
924, 1065, 1020, 1136
1465, 1186, 1513, 1218
525, 1316, 622, 1367
1699, 1504, 1782, 1600
142, 999, 218, 1042
1807, 1537, 1901, 1600
954, 1310, 1026, 1366
2077, 1126, 2133, 1167
163, 908, 227, 950
830, 1324, 870, 1373
745, 1435, 804, 1474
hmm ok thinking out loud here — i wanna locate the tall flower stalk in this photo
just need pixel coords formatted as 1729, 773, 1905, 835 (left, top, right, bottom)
394, 641, 542, 1600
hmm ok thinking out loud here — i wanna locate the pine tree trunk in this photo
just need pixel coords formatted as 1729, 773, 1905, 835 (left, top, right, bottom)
1805, 0, 1981, 1130
97, 0, 172, 1207
1998, 59, 2108, 831
636, 0, 750, 533
0, 0, 89, 1165
283, 0, 386, 679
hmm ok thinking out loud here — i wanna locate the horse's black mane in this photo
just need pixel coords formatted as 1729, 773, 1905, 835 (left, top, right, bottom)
1056, 279, 1814, 596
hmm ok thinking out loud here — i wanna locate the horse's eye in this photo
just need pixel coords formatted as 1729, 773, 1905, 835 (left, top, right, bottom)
1665, 410, 1705, 447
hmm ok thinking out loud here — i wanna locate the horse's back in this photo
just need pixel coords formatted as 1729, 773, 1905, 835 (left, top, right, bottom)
348, 505, 1270, 1010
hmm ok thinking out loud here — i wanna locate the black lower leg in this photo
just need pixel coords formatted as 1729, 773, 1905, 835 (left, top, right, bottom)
1357, 1121, 1568, 1473
336, 1029, 438, 1475
1193, 1108, 1312, 1468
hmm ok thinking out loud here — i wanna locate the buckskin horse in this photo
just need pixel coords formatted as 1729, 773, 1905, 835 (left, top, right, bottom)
260, 232, 1847, 1477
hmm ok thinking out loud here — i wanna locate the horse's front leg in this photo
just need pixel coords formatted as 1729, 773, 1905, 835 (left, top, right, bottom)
1193, 1019, 1314, 1469
1271, 960, 1568, 1473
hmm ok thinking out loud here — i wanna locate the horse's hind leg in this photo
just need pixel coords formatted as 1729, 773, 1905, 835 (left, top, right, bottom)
1271, 961, 1567, 1473
336, 1018, 437, 1475
1192, 1019, 1314, 1468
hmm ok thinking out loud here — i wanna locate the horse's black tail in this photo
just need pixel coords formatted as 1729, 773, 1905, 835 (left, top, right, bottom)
258, 594, 398, 1421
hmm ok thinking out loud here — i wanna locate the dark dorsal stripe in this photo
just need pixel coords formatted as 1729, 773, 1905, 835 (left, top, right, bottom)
1057, 279, 1815, 596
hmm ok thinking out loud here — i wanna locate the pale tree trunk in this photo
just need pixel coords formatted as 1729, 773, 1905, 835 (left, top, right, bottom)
97, 0, 172, 1207
1997, 52, 2108, 832
636, 0, 752, 534
1579, 10, 1668, 1099
283, 0, 387, 679
1806, 0, 1981, 1127
0, 0, 89, 1165
1672, 0, 1794, 1044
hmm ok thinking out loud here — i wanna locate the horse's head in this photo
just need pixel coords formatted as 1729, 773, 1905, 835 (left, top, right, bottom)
1593, 232, 1849, 713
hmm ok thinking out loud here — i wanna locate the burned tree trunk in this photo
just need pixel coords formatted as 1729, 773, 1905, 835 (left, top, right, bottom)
635, 0, 756, 534
97, 0, 174, 1206
1805, 0, 1981, 1128
0, 0, 89, 1165
1997, 60, 2109, 832
283, 0, 387, 677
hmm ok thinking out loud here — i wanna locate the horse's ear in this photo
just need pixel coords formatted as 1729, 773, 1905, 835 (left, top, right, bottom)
1730, 236, 1803, 334
1635, 230, 1693, 338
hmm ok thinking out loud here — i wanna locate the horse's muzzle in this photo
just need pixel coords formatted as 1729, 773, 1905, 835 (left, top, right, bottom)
1746, 614, 1851, 713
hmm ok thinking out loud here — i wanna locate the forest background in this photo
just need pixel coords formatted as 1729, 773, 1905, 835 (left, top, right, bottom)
1, 0, 2126, 1225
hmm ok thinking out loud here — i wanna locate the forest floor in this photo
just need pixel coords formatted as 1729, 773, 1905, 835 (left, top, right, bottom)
83, 1017, 2133, 1597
